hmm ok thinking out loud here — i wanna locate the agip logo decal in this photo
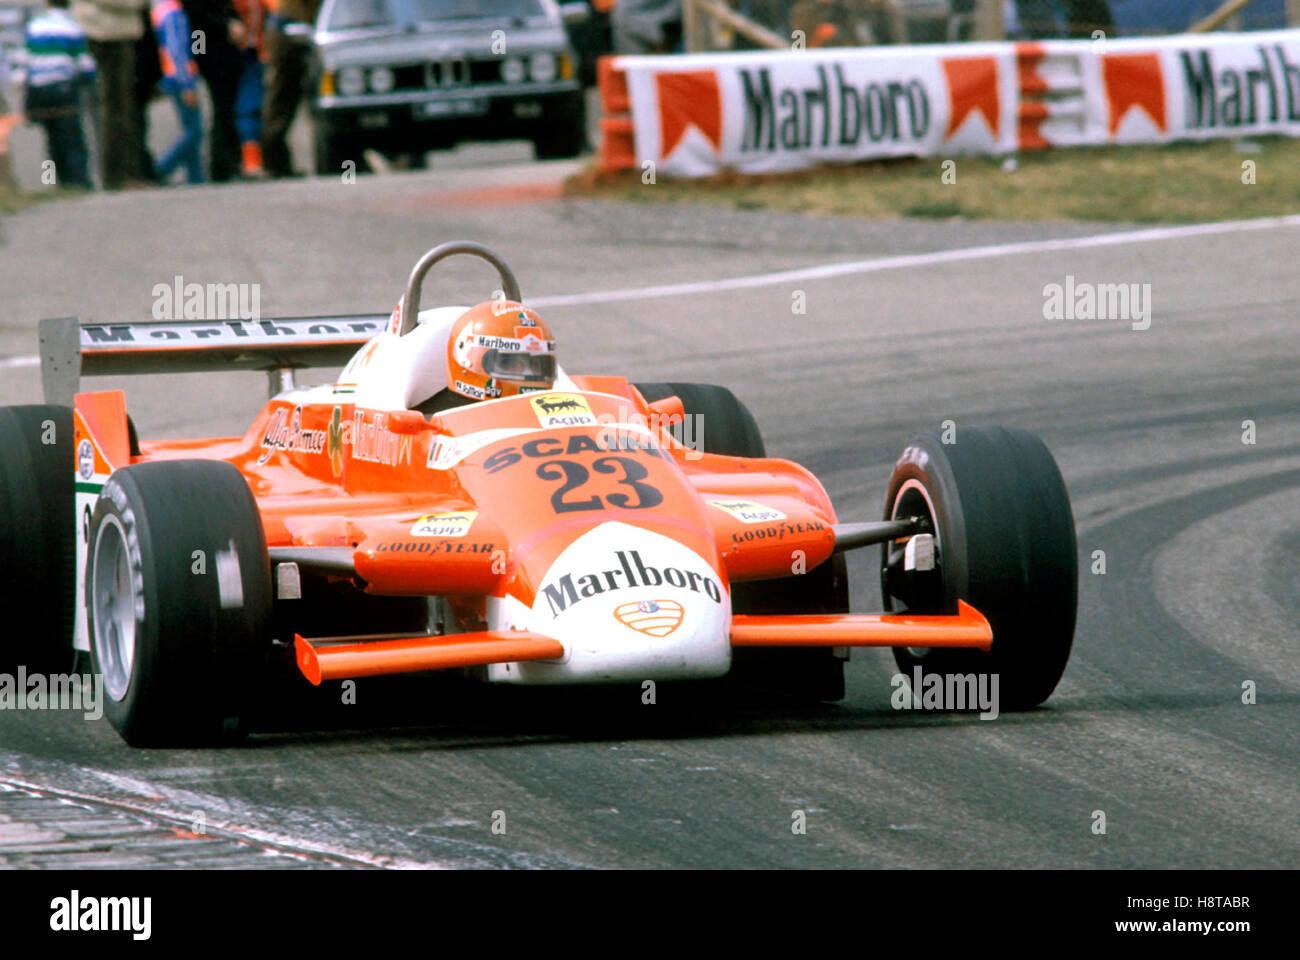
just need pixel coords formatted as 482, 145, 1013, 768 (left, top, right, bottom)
410, 510, 477, 538
614, 598, 685, 637
707, 499, 787, 524
529, 393, 596, 428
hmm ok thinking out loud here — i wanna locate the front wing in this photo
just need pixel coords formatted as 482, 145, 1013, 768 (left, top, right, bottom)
291, 602, 992, 685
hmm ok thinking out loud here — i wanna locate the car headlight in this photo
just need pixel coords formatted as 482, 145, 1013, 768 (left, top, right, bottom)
529, 52, 556, 83
501, 57, 525, 85
368, 66, 394, 94
337, 66, 365, 97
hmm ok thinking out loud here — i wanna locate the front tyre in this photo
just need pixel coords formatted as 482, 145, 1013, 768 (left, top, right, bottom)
87, 461, 272, 746
881, 426, 1077, 710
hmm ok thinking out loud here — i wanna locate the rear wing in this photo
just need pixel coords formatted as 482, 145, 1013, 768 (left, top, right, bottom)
38, 314, 390, 407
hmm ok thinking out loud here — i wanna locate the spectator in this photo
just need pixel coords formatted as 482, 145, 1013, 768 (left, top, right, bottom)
261, 0, 320, 178
23, 0, 95, 189
150, 0, 202, 183
181, 0, 243, 181
133, 4, 159, 181
232, 0, 265, 176
72, 0, 148, 189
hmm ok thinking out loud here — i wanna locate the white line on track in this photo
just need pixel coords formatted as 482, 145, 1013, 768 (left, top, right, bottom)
3, 214, 1297, 371
528, 214, 1300, 307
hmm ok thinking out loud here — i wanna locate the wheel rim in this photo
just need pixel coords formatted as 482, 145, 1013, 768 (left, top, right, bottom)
885, 478, 944, 659
91, 515, 137, 702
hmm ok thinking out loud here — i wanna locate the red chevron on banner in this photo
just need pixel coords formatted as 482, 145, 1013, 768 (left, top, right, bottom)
657, 70, 723, 158
942, 56, 1000, 139
1102, 53, 1167, 135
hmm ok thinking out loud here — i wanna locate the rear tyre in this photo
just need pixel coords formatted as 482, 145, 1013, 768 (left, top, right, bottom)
633, 382, 764, 457
634, 382, 846, 701
87, 460, 272, 746
881, 426, 1078, 710
0, 405, 75, 674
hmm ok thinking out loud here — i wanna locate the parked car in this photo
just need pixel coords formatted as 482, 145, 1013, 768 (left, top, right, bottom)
307, 0, 588, 172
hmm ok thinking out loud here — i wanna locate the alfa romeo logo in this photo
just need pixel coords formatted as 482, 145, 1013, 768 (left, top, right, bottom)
613, 598, 684, 637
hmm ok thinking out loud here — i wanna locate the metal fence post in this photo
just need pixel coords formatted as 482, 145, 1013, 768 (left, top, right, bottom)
973, 0, 1005, 40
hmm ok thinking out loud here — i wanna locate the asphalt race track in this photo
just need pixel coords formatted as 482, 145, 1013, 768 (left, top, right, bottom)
1, 162, 1297, 868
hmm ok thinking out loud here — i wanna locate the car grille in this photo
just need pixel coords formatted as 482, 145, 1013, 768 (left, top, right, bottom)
387, 58, 503, 92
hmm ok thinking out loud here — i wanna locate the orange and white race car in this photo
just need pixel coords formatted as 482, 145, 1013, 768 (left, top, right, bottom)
1, 242, 1078, 746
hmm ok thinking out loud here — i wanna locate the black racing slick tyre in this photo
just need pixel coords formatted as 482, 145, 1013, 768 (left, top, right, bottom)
633, 382, 765, 458
635, 382, 847, 701
0, 405, 75, 674
881, 426, 1078, 710
86, 460, 272, 746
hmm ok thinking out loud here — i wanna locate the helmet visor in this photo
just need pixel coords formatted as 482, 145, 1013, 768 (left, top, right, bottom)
483, 349, 557, 382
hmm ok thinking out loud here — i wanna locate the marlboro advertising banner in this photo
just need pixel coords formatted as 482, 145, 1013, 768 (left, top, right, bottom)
612, 29, 1300, 178
619, 43, 1019, 177
1079, 29, 1300, 144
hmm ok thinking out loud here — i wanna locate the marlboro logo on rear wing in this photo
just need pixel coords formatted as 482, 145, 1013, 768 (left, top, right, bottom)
38, 314, 389, 407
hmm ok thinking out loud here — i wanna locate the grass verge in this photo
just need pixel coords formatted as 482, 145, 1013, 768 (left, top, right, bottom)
566, 137, 1300, 223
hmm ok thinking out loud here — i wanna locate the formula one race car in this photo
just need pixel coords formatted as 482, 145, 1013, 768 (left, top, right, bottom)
0, 242, 1078, 746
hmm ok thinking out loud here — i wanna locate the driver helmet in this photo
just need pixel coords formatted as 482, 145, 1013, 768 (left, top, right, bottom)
446, 300, 557, 401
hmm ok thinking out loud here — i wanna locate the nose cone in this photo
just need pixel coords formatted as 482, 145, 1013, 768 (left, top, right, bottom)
502, 521, 732, 684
